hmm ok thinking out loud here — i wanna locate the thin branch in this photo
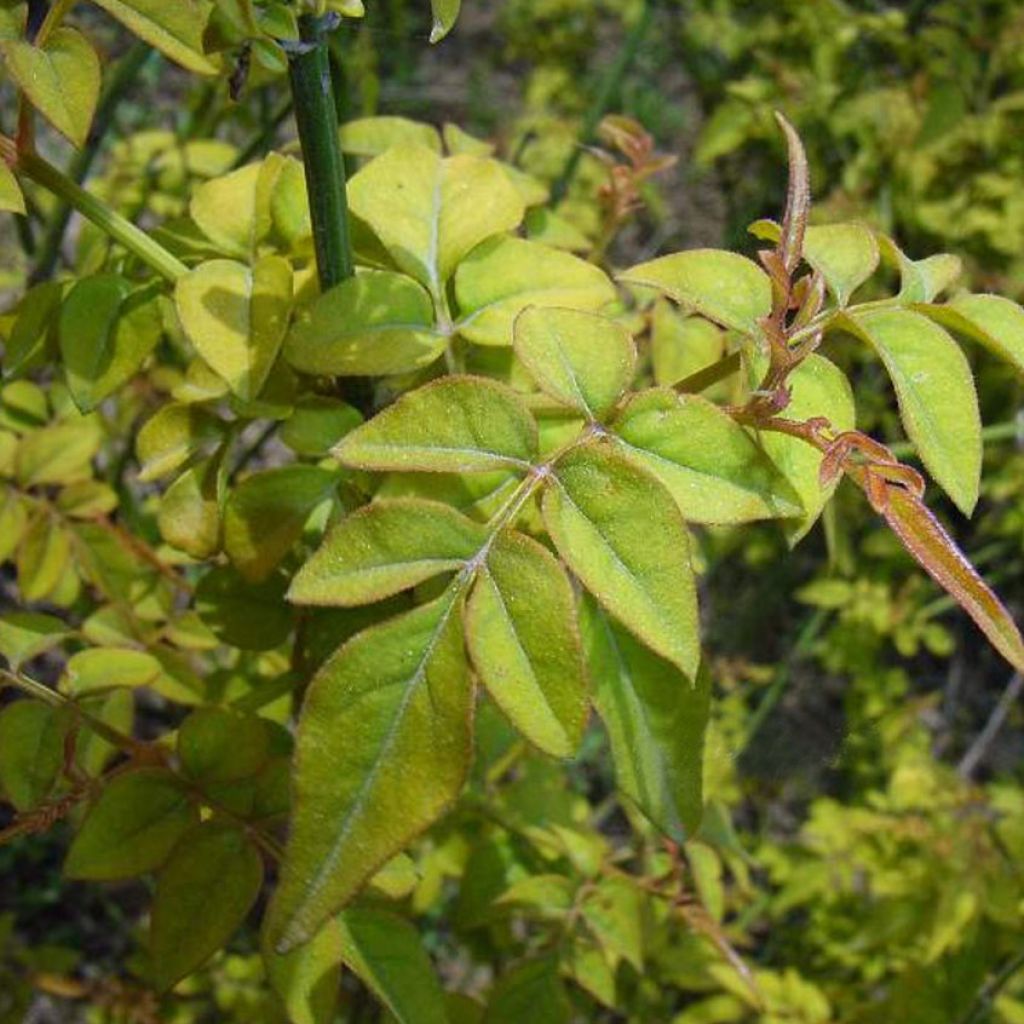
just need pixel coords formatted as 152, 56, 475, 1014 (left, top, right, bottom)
958, 672, 1024, 779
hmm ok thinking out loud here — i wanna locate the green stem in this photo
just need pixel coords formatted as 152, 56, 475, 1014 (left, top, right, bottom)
286, 12, 354, 290
15, 147, 187, 283
550, 0, 655, 205
31, 41, 154, 284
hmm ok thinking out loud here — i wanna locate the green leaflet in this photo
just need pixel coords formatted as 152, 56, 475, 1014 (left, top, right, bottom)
650, 301, 725, 388
135, 403, 223, 482
0, 700, 70, 811
803, 223, 879, 307
0, 611, 71, 671
347, 144, 524, 294
194, 566, 293, 651
513, 307, 636, 420
580, 877, 645, 972
0, 161, 25, 215
60, 276, 163, 413
280, 396, 363, 457
918, 294, 1024, 379
175, 256, 293, 402
483, 956, 571, 1024
429, 0, 461, 43
64, 769, 198, 880
224, 465, 339, 582
0, 28, 99, 147
268, 595, 473, 950
466, 530, 589, 758
618, 250, 771, 335
334, 376, 538, 473
63, 647, 162, 696
3, 281, 63, 376
455, 237, 617, 347
580, 596, 710, 841
336, 908, 449, 1024
17, 513, 70, 602
158, 456, 222, 560
339, 116, 442, 157
88, 0, 215, 73
262, 918, 344, 1024
289, 498, 487, 607
542, 443, 700, 679
177, 708, 271, 783
753, 353, 855, 544
611, 389, 803, 524
843, 308, 981, 516
150, 822, 264, 991
877, 234, 962, 303
15, 416, 102, 487
284, 270, 447, 376
189, 162, 268, 258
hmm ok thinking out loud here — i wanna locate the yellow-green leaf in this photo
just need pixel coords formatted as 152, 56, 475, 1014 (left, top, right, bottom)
844, 308, 981, 516
262, 918, 344, 1024
150, 822, 263, 991
581, 596, 710, 840
64, 647, 162, 696
803, 223, 879, 307
59, 276, 162, 412
455, 237, 616, 347
0, 28, 100, 147
612, 389, 802, 524
619, 250, 771, 335
513, 307, 635, 420
136, 403, 223, 482
0, 161, 25, 215
284, 270, 447, 377
0, 611, 70, 670
543, 443, 699, 678
429, 0, 461, 42
0, 700, 70, 811
267, 595, 472, 950
158, 457, 222, 559
289, 498, 486, 607
339, 116, 441, 157
336, 909, 448, 1024
175, 256, 293, 401
334, 376, 537, 474
225, 465, 338, 582
753, 353, 855, 544
177, 707, 270, 783
347, 144, 524, 294
15, 416, 101, 487
65, 768, 198, 880
919, 294, 1024, 380
89, 0, 216, 73
466, 530, 588, 757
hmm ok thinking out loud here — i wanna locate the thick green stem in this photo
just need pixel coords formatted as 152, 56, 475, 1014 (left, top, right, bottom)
15, 147, 187, 283
32, 41, 154, 284
286, 13, 354, 290
550, 0, 655, 205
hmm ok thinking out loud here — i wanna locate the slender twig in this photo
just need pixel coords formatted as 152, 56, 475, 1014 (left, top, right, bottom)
675, 352, 741, 394
31, 41, 154, 284
958, 672, 1024, 779
8, 142, 188, 283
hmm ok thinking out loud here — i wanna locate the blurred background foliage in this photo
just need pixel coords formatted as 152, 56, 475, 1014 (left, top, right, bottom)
3, 1, 1024, 1021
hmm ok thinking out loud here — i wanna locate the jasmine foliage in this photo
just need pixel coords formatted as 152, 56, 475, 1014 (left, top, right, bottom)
1, 2, 1024, 1021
